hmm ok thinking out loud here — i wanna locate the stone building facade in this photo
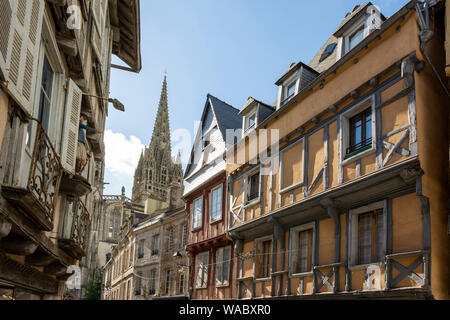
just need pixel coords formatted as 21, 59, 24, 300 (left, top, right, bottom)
102, 182, 189, 300
0, 0, 141, 300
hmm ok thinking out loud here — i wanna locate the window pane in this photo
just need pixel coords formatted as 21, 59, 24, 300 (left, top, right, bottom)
287, 81, 296, 97
375, 210, 384, 261
211, 186, 222, 221
365, 113, 372, 140
358, 213, 372, 264
349, 27, 364, 50
298, 230, 312, 273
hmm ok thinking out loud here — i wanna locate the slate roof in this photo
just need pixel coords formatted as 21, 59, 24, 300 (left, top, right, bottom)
207, 94, 243, 142
309, 3, 374, 73
183, 94, 242, 178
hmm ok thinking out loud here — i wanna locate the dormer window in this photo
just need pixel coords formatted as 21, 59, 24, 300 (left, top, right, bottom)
244, 111, 257, 133
248, 113, 256, 130
286, 81, 297, 100
348, 26, 365, 51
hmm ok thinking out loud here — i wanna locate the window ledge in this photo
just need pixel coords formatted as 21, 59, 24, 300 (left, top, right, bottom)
210, 218, 223, 225
191, 226, 203, 232
348, 261, 384, 271
289, 271, 314, 278
244, 199, 260, 209
215, 282, 230, 288
254, 277, 271, 282
342, 146, 375, 165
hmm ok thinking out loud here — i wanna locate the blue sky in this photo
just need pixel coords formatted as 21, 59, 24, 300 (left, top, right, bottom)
103, 0, 410, 197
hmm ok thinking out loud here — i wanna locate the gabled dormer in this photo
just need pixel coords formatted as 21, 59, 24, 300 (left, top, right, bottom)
239, 97, 275, 137
334, 3, 384, 59
184, 94, 242, 185
275, 62, 319, 109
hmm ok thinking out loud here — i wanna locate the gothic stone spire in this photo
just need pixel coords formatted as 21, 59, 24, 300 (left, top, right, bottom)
149, 75, 171, 154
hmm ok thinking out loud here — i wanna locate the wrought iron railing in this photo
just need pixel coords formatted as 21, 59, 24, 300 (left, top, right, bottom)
346, 137, 373, 155
27, 119, 63, 222
70, 199, 91, 251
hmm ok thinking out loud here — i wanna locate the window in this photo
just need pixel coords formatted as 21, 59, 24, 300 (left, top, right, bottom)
164, 269, 171, 296
210, 185, 223, 222
179, 274, 185, 294
149, 270, 157, 295
255, 238, 272, 279
349, 201, 386, 267
286, 81, 296, 100
247, 172, 260, 202
319, 42, 337, 62
182, 224, 188, 247
216, 246, 231, 286
347, 108, 372, 156
152, 235, 160, 256
297, 229, 313, 273
138, 240, 145, 259
358, 209, 385, 265
349, 27, 365, 51
37, 56, 54, 132
168, 229, 174, 252
195, 251, 209, 288
248, 113, 256, 129
244, 112, 257, 133
192, 197, 203, 230
136, 273, 142, 295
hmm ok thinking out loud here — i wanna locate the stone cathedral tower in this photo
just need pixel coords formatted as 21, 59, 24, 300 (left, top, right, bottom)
132, 76, 183, 205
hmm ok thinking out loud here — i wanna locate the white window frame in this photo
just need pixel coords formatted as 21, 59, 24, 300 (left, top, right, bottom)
342, 15, 369, 56
210, 184, 223, 223
245, 169, 261, 206
216, 246, 231, 287
192, 196, 203, 230
340, 95, 376, 165
281, 73, 299, 105
26, 12, 65, 155
243, 109, 258, 137
195, 251, 209, 289
253, 235, 273, 280
288, 222, 316, 276
348, 200, 387, 269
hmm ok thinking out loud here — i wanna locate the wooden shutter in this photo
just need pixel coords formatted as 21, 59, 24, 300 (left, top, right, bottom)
61, 79, 82, 174
0, 0, 15, 81
91, 0, 107, 60
5, 0, 44, 115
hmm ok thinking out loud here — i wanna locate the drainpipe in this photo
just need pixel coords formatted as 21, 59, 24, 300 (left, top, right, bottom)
415, 0, 450, 99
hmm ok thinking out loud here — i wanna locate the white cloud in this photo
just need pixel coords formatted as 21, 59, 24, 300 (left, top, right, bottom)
104, 130, 145, 177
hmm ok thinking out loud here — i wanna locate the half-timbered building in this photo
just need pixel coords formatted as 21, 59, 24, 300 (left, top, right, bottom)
183, 94, 242, 300
227, 1, 449, 300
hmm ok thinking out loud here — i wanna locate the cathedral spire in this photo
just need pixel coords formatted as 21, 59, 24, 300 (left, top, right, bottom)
149, 75, 171, 154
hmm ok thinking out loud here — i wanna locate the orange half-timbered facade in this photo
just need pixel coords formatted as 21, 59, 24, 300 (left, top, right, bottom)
227, 1, 449, 300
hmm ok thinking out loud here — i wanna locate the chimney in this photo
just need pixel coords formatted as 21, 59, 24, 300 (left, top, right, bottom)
166, 178, 184, 209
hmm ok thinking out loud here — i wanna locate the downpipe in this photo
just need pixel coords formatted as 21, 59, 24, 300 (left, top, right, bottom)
415, 0, 450, 99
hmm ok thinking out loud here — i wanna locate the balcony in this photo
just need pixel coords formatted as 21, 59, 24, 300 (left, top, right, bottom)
2, 120, 63, 231
58, 199, 91, 260
59, 147, 92, 199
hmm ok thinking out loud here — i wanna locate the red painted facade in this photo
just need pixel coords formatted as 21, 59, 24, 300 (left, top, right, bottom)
185, 173, 236, 299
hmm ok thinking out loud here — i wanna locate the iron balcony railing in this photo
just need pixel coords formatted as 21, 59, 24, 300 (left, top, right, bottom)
70, 199, 91, 251
346, 137, 373, 155
27, 119, 63, 223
